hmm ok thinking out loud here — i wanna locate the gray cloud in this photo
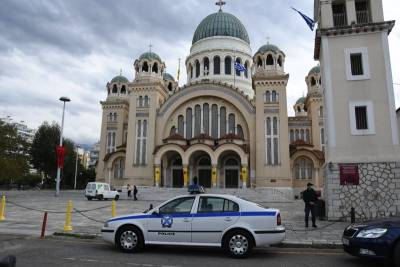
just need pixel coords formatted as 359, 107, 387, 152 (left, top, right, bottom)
0, 0, 399, 145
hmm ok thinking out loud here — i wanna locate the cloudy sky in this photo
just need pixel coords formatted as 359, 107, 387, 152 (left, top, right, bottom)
0, 0, 399, 145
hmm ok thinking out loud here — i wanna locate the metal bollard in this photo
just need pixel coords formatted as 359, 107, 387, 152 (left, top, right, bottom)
0, 195, 6, 221
63, 200, 73, 232
111, 200, 116, 217
40, 212, 48, 239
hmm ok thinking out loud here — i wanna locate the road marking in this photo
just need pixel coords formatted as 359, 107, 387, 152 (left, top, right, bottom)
63, 257, 180, 267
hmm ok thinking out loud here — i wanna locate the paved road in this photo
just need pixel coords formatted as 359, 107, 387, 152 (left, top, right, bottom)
0, 235, 383, 267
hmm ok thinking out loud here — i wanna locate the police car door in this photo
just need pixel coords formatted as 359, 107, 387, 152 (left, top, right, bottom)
192, 196, 240, 244
147, 196, 195, 243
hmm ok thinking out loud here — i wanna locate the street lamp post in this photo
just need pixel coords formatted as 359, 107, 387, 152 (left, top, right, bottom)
56, 96, 71, 197
74, 145, 80, 190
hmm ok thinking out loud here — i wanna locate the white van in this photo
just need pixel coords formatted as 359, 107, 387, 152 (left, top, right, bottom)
85, 182, 119, 201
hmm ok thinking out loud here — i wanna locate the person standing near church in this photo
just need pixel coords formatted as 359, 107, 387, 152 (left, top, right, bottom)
302, 182, 318, 228
133, 185, 138, 201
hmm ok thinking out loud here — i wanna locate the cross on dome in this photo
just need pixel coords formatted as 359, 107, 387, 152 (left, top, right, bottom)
149, 43, 153, 54
215, 0, 226, 11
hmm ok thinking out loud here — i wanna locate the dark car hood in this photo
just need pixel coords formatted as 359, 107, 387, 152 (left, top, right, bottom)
352, 217, 400, 229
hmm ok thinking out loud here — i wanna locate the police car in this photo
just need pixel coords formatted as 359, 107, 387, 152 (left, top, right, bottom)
101, 194, 285, 258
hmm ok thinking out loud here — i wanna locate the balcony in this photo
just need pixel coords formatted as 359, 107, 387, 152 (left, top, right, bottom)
333, 13, 347, 27
356, 10, 370, 24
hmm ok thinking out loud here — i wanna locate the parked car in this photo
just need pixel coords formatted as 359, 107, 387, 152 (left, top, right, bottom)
101, 194, 285, 258
85, 182, 119, 201
342, 217, 400, 266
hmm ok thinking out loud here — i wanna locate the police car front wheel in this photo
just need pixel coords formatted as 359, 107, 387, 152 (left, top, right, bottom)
223, 230, 254, 258
116, 226, 143, 253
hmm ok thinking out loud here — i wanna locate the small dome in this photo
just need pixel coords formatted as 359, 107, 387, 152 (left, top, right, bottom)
192, 11, 250, 45
111, 75, 129, 83
256, 43, 285, 55
308, 65, 320, 75
295, 96, 306, 105
163, 73, 175, 81
139, 52, 162, 62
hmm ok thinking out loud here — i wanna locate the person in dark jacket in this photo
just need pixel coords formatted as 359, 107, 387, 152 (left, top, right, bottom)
188, 176, 203, 194
133, 185, 138, 201
302, 182, 318, 228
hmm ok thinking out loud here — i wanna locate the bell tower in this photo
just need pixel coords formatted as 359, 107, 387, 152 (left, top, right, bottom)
314, 0, 400, 220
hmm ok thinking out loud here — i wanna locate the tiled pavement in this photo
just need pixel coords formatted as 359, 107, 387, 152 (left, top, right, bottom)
0, 188, 349, 247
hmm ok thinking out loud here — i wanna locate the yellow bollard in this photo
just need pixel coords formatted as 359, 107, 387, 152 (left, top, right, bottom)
0, 195, 6, 221
111, 200, 116, 217
63, 200, 73, 232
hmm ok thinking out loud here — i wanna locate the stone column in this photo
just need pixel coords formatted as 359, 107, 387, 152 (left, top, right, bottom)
183, 165, 189, 187
212, 165, 217, 188
154, 165, 161, 187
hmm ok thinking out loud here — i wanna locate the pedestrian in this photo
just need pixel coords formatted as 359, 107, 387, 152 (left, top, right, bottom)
133, 185, 138, 201
302, 182, 318, 228
127, 184, 132, 198
188, 176, 203, 194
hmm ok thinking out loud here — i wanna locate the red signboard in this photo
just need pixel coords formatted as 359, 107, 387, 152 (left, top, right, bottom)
339, 164, 359, 185
56, 146, 66, 169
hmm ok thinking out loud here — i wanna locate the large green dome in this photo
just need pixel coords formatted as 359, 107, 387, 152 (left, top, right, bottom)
139, 52, 162, 62
192, 11, 250, 44
296, 96, 306, 105
308, 65, 320, 75
256, 44, 284, 55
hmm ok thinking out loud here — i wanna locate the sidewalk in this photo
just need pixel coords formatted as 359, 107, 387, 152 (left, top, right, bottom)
0, 189, 347, 247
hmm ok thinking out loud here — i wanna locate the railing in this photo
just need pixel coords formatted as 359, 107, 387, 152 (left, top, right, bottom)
333, 13, 347, 27
356, 10, 370, 24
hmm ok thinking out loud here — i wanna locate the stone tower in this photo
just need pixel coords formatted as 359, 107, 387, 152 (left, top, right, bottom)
314, 0, 400, 220
253, 44, 291, 188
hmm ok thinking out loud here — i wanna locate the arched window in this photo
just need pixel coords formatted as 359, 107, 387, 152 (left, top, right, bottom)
244, 61, 249, 78
203, 103, 209, 135
272, 90, 277, 102
220, 107, 226, 136
203, 57, 209, 76
138, 96, 143, 107
237, 125, 244, 139
266, 54, 274, 65
228, 113, 235, 134
211, 104, 218, 138
266, 91, 271, 103
225, 158, 239, 166
277, 56, 283, 67
290, 130, 294, 143
121, 85, 126, 94
152, 62, 158, 73
235, 58, 241, 76
113, 112, 117, 122
320, 128, 325, 145
142, 61, 149, 72
311, 77, 316, 86
168, 82, 173, 91
295, 129, 299, 140
257, 56, 262, 67
273, 117, 278, 135
170, 126, 176, 135
195, 60, 200, 78
225, 56, 232, 75
112, 84, 118, 94
178, 115, 184, 136
297, 106, 301, 112
144, 95, 149, 107
194, 104, 201, 136
294, 157, 314, 180
190, 64, 193, 78
199, 157, 211, 166
319, 106, 323, 117
186, 108, 192, 139
300, 129, 305, 140
305, 129, 310, 142
213, 56, 220, 75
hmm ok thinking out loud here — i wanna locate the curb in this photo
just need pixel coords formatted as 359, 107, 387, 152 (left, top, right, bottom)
272, 241, 342, 249
52, 232, 100, 239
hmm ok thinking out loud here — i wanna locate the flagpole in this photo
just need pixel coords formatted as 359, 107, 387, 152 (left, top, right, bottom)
233, 50, 236, 88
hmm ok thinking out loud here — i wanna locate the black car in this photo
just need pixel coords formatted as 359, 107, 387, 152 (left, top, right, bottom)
342, 217, 400, 266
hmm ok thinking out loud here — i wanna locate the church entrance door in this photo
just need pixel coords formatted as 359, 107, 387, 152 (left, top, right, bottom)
172, 169, 184, 188
225, 169, 239, 188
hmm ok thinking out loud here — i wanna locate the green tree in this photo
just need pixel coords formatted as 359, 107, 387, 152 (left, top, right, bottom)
0, 119, 30, 185
30, 122, 78, 189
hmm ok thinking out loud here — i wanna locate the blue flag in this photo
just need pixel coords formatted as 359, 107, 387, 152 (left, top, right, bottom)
291, 7, 315, 31
234, 62, 246, 72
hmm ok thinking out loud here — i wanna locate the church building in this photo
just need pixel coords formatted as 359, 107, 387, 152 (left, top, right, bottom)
96, 2, 327, 196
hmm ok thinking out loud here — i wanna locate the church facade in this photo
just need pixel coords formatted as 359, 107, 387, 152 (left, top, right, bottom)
96, 7, 326, 195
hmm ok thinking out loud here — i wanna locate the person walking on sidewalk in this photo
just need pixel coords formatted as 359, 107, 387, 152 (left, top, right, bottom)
302, 182, 318, 228
127, 184, 132, 198
133, 185, 138, 201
